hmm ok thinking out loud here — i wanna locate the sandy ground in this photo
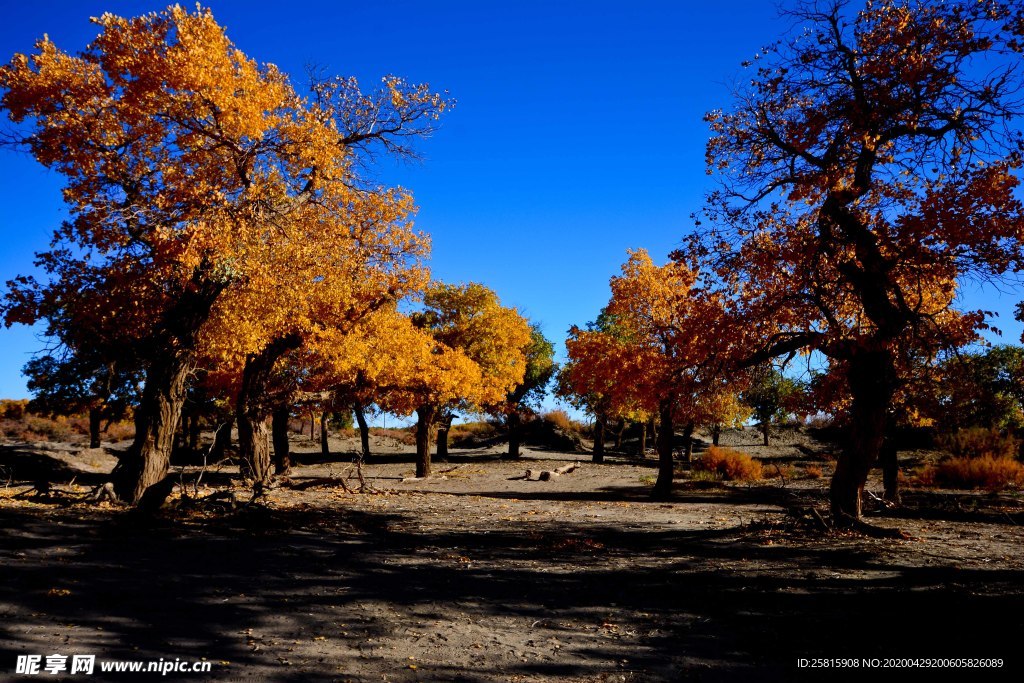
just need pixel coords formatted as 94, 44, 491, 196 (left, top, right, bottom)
1, 428, 1023, 681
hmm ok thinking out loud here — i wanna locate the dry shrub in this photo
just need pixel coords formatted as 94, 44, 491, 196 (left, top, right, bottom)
544, 411, 577, 432
0, 399, 29, 420
697, 446, 763, 481
923, 455, 1024, 491
369, 427, 416, 446
104, 420, 136, 442
802, 464, 823, 479
937, 427, 1019, 460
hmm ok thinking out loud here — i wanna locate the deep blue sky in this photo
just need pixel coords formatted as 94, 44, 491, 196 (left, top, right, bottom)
0, 1, 1020, 404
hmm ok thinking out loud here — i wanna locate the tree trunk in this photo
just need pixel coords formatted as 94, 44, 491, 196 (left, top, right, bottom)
683, 422, 695, 463
353, 403, 371, 463
210, 417, 233, 462
880, 436, 900, 504
111, 273, 226, 506
238, 416, 272, 486
648, 415, 657, 451
637, 421, 646, 458
712, 425, 721, 447
236, 332, 302, 488
320, 411, 330, 458
272, 405, 291, 474
188, 412, 201, 452
415, 405, 436, 478
436, 412, 453, 461
88, 407, 102, 449
761, 421, 770, 447
592, 413, 607, 463
112, 350, 193, 504
309, 408, 317, 442
652, 400, 675, 500
831, 349, 898, 524
506, 411, 522, 459
614, 417, 626, 450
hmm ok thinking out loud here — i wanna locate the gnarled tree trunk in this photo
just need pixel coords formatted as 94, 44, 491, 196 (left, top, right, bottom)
272, 405, 291, 474
415, 405, 436, 478
112, 348, 193, 504
831, 349, 898, 524
652, 399, 674, 500
111, 274, 225, 506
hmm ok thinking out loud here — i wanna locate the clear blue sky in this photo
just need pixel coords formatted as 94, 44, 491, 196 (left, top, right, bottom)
0, 0, 1020, 404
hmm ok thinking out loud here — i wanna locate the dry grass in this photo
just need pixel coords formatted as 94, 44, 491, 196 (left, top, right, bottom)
918, 455, 1024, 492
696, 446, 763, 481
937, 427, 1019, 460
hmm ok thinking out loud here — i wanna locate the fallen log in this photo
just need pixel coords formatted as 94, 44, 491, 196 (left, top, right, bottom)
525, 462, 580, 481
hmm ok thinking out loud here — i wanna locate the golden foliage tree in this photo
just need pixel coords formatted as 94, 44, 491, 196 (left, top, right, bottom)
0, 6, 449, 504
699, 0, 1024, 523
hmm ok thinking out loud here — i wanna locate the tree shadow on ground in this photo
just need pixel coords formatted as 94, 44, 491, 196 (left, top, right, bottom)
0, 500, 1020, 682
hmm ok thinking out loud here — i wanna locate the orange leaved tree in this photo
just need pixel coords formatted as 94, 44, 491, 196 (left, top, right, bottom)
700, 0, 1024, 523
0, 6, 449, 504
561, 249, 742, 496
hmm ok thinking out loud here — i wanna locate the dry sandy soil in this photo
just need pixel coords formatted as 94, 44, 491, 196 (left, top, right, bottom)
1, 428, 1022, 681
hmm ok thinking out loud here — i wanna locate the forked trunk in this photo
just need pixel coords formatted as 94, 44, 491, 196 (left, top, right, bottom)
506, 411, 522, 459
88, 407, 102, 449
652, 400, 674, 500
415, 405, 436, 478
830, 349, 898, 524
592, 413, 607, 463
354, 403, 371, 463
272, 405, 291, 474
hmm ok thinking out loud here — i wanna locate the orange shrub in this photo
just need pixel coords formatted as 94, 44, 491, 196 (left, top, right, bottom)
697, 446, 763, 481
937, 427, 1019, 460
923, 455, 1024, 491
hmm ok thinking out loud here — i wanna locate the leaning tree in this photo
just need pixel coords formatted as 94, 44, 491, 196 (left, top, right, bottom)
700, 0, 1024, 523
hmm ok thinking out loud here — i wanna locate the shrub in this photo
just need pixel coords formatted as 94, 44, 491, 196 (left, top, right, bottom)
542, 409, 578, 433
0, 399, 29, 420
697, 446, 763, 481
802, 465, 823, 479
922, 455, 1024, 491
937, 427, 1019, 460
